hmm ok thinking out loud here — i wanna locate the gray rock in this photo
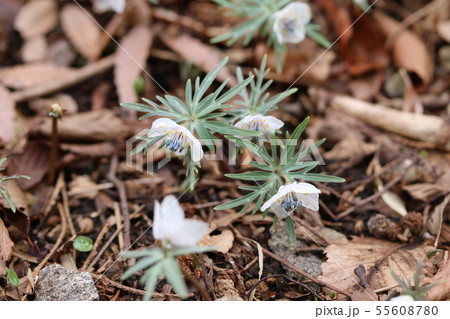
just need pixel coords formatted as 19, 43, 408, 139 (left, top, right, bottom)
35, 264, 99, 301
268, 220, 323, 279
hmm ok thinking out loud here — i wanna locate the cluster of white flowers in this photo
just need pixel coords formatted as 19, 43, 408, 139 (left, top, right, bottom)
273, 2, 311, 44
148, 118, 204, 162
153, 195, 209, 248
262, 182, 321, 218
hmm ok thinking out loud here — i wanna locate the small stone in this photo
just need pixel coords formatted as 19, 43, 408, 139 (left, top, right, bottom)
215, 296, 244, 301
35, 264, 99, 301
268, 220, 323, 279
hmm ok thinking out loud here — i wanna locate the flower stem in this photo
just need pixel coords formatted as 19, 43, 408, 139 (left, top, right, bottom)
180, 267, 212, 301
47, 117, 58, 185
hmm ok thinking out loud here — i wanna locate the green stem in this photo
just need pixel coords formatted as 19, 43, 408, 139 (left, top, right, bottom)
15, 287, 21, 301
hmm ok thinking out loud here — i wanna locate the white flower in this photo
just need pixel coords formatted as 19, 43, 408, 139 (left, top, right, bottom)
148, 118, 203, 162
153, 195, 209, 248
261, 182, 320, 218
93, 0, 126, 14
390, 295, 414, 302
273, 2, 312, 44
234, 115, 284, 138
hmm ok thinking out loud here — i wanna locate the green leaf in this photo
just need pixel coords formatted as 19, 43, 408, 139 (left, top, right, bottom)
287, 173, 345, 183
73, 236, 93, 252
163, 258, 188, 298
131, 135, 164, 155
215, 191, 260, 210
170, 246, 215, 257
143, 262, 164, 301
1, 189, 16, 213
305, 24, 331, 48
6, 269, 20, 287
225, 171, 273, 181
202, 121, 260, 137
121, 252, 165, 280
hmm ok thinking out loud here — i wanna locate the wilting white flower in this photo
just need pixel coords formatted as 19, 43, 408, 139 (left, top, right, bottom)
390, 295, 414, 302
148, 118, 203, 162
261, 182, 320, 218
153, 195, 209, 248
234, 115, 284, 138
93, 0, 126, 14
273, 2, 312, 44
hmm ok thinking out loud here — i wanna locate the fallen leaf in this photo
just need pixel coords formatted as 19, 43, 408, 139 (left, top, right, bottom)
0, 85, 16, 147
61, 4, 102, 61
379, 186, 408, 217
427, 194, 450, 246
319, 237, 436, 295
114, 25, 153, 105
161, 34, 237, 86
69, 175, 99, 199
60, 142, 116, 157
0, 180, 30, 236
0, 218, 14, 276
0, 63, 72, 89
8, 141, 50, 190
437, 20, 450, 43
199, 229, 234, 253
21, 36, 48, 63
14, 0, 57, 40
425, 251, 450, 301
324, 139, 376, 161
374, 11, 433, 91
31, 110, 129, 142
402, 183, 446, 202
316, 0, 388, 75
29, 94, 78, 116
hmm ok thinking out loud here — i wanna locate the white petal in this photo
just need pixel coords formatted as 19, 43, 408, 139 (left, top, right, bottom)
190, 138, 204, 162
288, 2, 312, 25
270, 202, 291, 219
94, 0, 126, 13
152, 118, 179, 129
261, 183, 298, 211
161, 195, 185, 226
293, 182, 321, 194
234, 115, 254, 129
152, 200, 163, 240
299, 192, 319, 211
169, 219, 209, 248
264, 116, 284, 132
390, 295, 414, 302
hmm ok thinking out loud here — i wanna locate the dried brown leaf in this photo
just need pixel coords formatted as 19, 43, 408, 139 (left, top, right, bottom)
0, 85, 16, 147
425, 251, 450, 301
374, 11, 433, 91
402, 183, 446, 201
8, 141, 49, 190
427, 194, 450, 246
60, 142, 116, 157
0, 180, 30, 236
0, 218, 14, 276
199, 229, 234, 254
14, 0, 57, 40
32, 110, 129, 142
161, 34, 237, 86
437, 20, 450, 43
69, 175, 98, 199
324, 139, 376, 161
114, 25, 153, 105
318, 237, 436, 294
61, 4, 102, 61
0, 63, 72, 89
21, 36, 48, 63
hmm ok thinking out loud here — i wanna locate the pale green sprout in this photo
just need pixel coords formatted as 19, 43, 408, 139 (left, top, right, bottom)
390, 258, 439, 301
352, 0, 371, 11
211, 0, 331, 72
0, 158, 30, 213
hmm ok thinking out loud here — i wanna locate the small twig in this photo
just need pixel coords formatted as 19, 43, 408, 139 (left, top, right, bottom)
247, 274, 324, 301
30, 203, 67, 290
180, 268, 212, 301
81, 223, 111, 271
152, 7, 205, 34
62, 186, 76, 237
247, 240, 351, 298
107, 155, 131, 250
47, 117, 58, 185
114, 202, 124, 251
11, 55, 115, 103
336, 159, 417, 219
